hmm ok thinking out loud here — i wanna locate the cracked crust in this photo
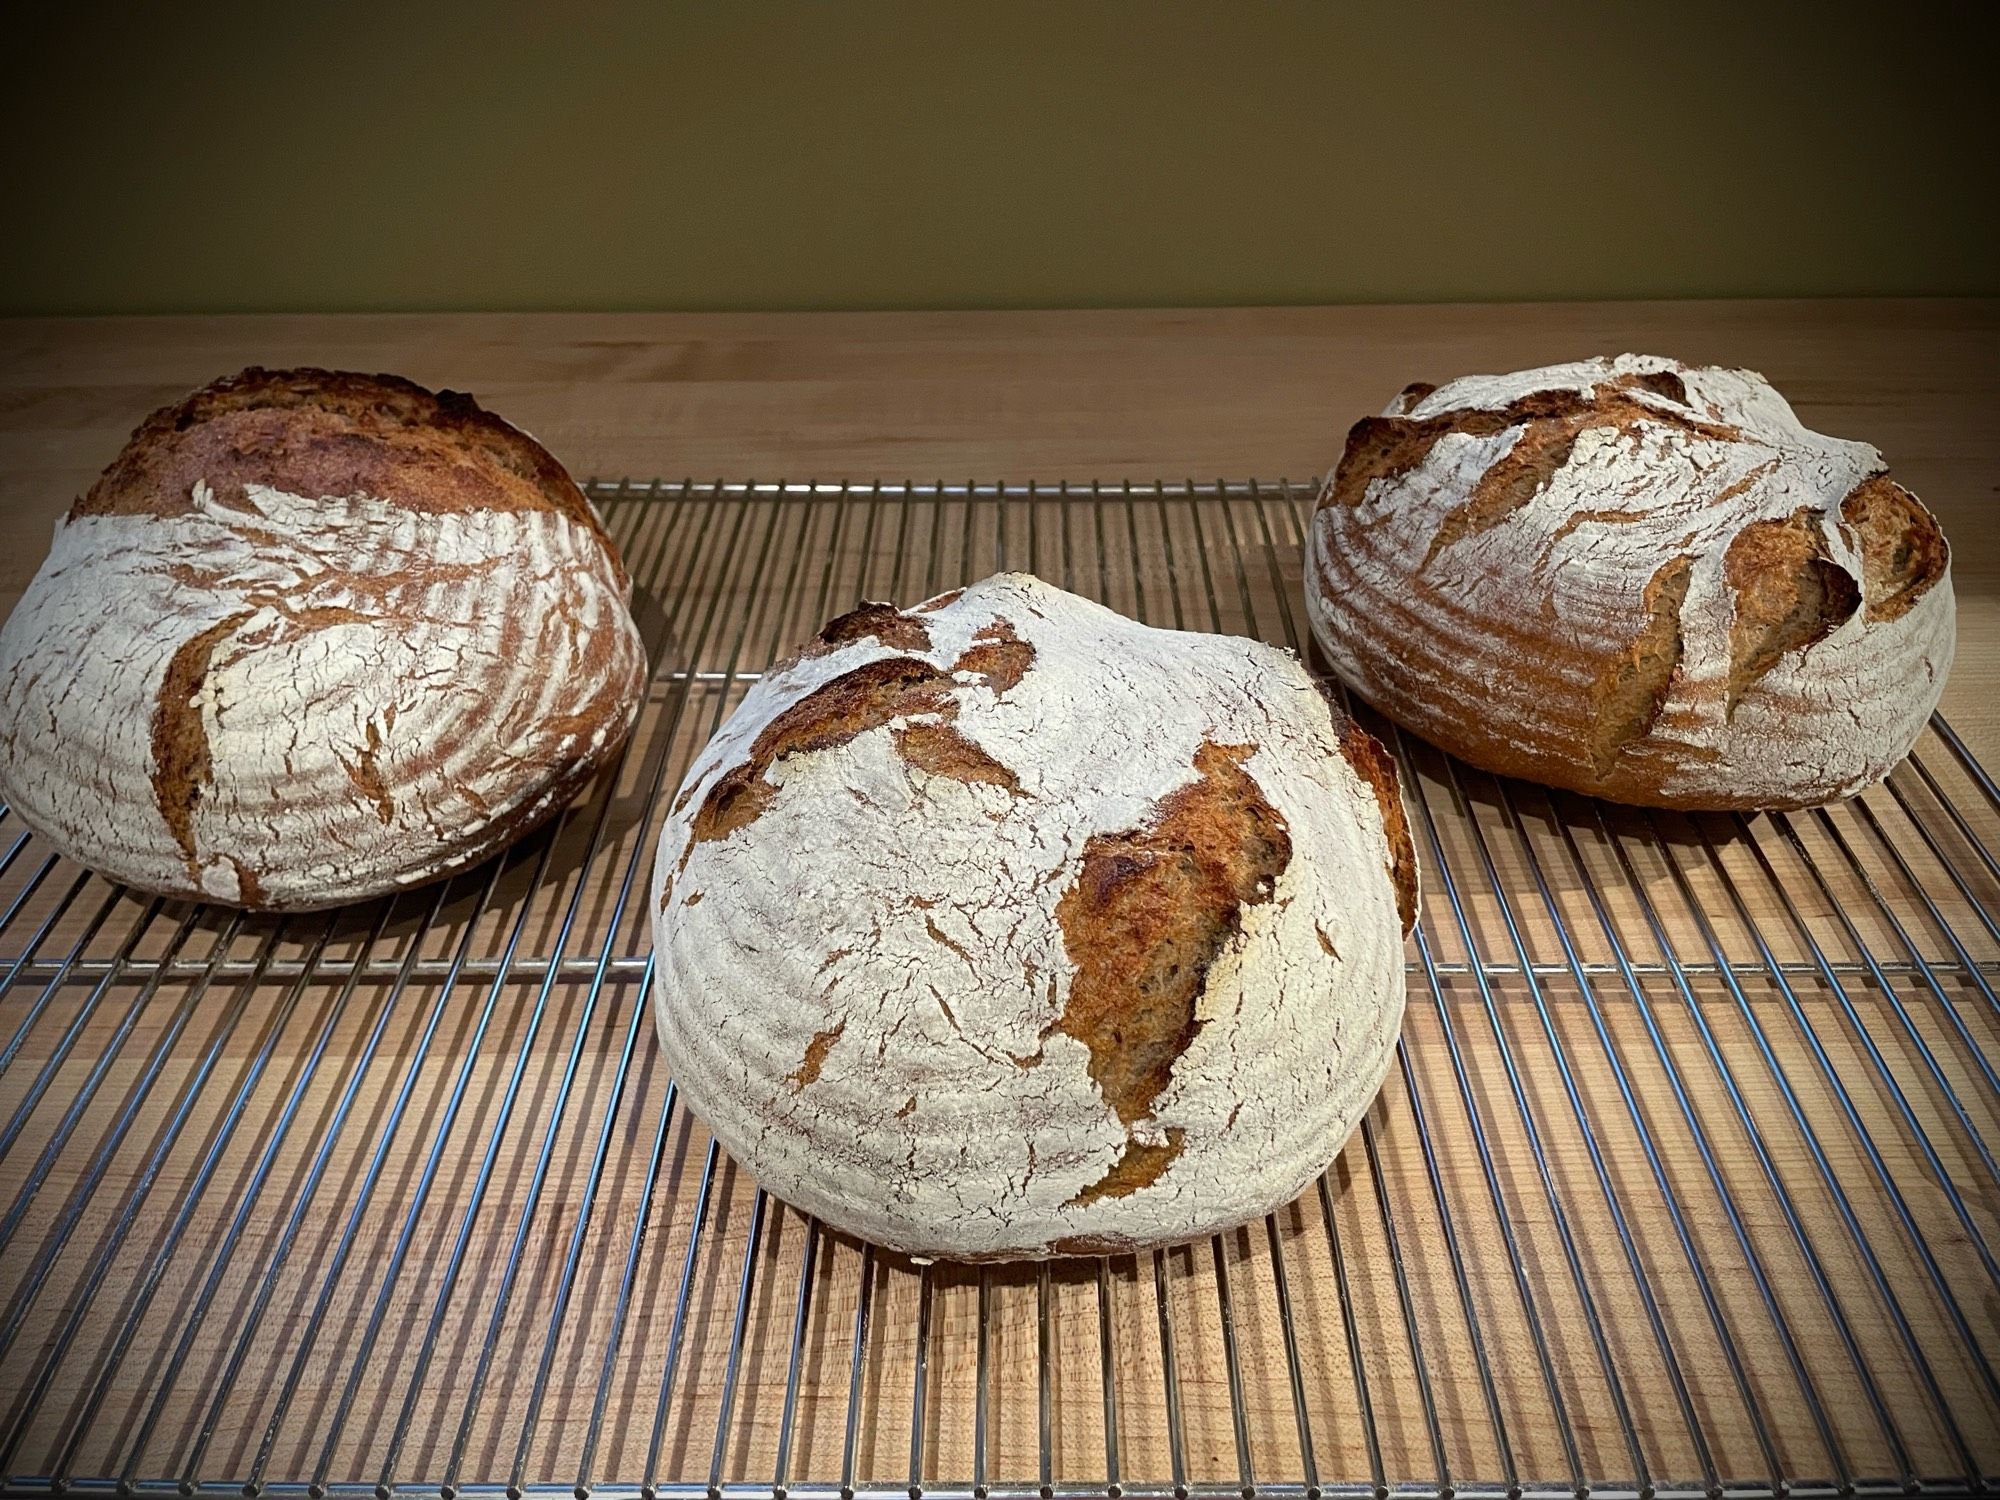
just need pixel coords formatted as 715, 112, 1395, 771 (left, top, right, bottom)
0, 369, 646, 910
1307, 353, 1955, 810
690, 656, 955, 847
1840, 476, 1948, 623
1591, 555, 1693, 775
150, 612, 253, 877
651, 574, 1414, 1260
954, 619, 1036, 693
1724, 509, 1860, 714
807, 601, 934, 656
1333, 719, 1417, 934
1053, 740, 1291, 1201
73, 367, 615, 554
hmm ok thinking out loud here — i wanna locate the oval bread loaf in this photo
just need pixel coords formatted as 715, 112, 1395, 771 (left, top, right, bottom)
651, 574, 1416, 1260
1306, 353, 1954, 810
0, 368, 647, 910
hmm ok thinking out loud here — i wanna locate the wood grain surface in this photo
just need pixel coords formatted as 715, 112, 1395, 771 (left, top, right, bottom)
0, 299, 1992, 759
0, 304, 1995, 1496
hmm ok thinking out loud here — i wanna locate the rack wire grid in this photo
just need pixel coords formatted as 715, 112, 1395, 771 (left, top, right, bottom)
0, 477, 1996, 1500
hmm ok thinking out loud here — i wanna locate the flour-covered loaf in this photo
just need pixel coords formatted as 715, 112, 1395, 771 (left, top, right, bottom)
651, 574, 1415, 1260
1307, 354, 1954, 810
0, 368, 646, 910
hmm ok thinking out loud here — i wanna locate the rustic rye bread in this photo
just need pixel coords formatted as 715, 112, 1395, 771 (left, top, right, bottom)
651, 574, 1416, 1261
0, 368, 646, 910
1306, 354, 1954, 810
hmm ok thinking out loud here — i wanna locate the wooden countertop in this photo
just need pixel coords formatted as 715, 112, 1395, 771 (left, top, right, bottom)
2, 301, 1996, 1493
2, 299, 1992, 762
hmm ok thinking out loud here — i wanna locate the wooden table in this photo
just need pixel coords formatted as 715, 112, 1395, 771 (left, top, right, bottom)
1, 298, 1993, 759
1, 302, 1996, 1496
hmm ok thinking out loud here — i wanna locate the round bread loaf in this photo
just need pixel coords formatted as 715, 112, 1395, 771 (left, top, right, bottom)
651, 574, 1416, 1260
0, 368, 646, 910
1306, 354, 1954, 810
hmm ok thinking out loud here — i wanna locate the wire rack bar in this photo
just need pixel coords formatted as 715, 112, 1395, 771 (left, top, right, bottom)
0, 478, 1994, 1500
11, 955, 1987, 987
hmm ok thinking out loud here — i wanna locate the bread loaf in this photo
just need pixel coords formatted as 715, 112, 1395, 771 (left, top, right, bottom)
0, 368, 646, 910
651, 574, 1415, 1260
1306, 354, 1953, 810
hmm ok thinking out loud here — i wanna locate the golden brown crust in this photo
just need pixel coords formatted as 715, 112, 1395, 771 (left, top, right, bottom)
1052, 741, 1291, 1203
1321, 385, 1739, 515
149, 611, 254, 879
1723, 510, 1859, 713
651, 573, 1413, 1260
808, 601, 934, 655
0, 367, 645, 912
689, 656, 956, 849
953, 619, 1036, 693
1840, 476, 1949, 623
699, 610, 1044, 854
788, 1021, 846, 1090
1614, 367, 1690, 405
940, 1231, 1149, 1262
1389, 381, 1439, 415
1590, 555, 1694, 774
1066, 1131, 1188, 1207
1333, 719, 1419, 935
1045, 1234, 1141, 1258
1310, 359, 1955, 812
102, 700, 624, 913
892, 721, 1023, 790
73, 366, 616, 563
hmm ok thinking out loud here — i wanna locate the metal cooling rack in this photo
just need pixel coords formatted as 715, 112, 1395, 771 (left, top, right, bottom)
0, 479, 1995, 1500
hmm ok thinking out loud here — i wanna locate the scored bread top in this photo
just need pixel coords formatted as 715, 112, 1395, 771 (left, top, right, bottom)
0, 367, 645, 910
73, 367, 617, 562
651, 574, 1413, 1259
1307, 353, 1955, 809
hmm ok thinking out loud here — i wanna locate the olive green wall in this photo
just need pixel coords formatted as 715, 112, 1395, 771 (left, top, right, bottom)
3, 2, 1994, 315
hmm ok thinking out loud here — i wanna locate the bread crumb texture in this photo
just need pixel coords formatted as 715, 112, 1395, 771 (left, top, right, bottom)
651, 574, 1414, 1260
0, 369, 646, 910
1308, 353, 1954, 809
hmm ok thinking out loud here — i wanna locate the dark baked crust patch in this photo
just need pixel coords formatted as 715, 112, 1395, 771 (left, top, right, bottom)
150, 610, 254, 880
689, 608, 1043, 855
1066, 1130, 1187, 1207
340, 718, 397, 826
691, 657, 957, 847
1054, 741, 1291, 1203
1389, 381, 1439, 415
1421, 421, 1581, 568
809, 602, 934, 655
1323, 384, 1741, 522
74, 366, 614, 559
1612, 368, 1690, 406
893, 722, 1023, 790
1725, 509, 1860, 714
952, 619, 1035, 694
1591, 555, 1693, 774
789, 1020, 846, 1089
1840, 476, 1949, 623
1334, 719, 1419, 935
687, 635, 1039, 860
1046, 1234, 1140, 1257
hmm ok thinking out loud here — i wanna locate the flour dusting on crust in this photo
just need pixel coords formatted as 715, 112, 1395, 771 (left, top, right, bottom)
1306, 354, 1953, 809
650, 574, 1413, 1260
0, 482, 643, 908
